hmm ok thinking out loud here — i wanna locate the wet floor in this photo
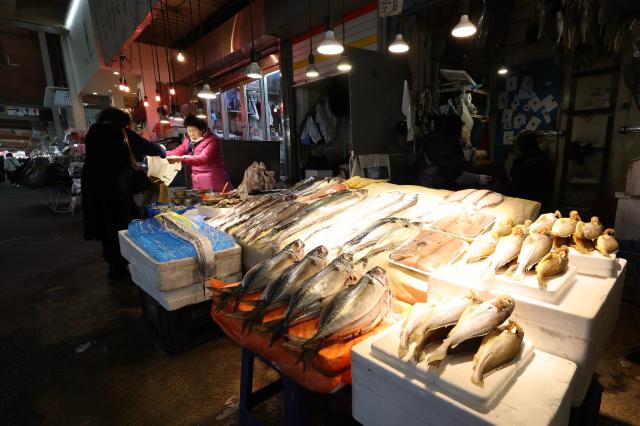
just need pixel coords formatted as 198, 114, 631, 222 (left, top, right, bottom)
0, 183, 638, 425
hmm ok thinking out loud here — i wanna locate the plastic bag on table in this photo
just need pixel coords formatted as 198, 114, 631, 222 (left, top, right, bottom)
127, 215, 235, 262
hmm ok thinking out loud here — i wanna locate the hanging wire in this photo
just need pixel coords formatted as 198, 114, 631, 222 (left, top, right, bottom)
188, 0, 199, 105
160, 0, 177, 106
342, 0, 346, 45
197, 0, 206, 83
308, 0, 313, 53
137, 43, 147, 98
248, 0, 255, 51
149, 0, 162, 94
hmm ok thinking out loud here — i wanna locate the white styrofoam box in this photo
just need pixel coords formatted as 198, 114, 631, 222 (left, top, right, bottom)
493, 266, 577, 304
304, 169, 333, 178
370, 325, 535, 412
352, 331, 576, 426
118, 230, 241, 291
428, 259, 627, 406
568, 247, 616, 278
615, 193, 640, 240
130, 264, 242, 311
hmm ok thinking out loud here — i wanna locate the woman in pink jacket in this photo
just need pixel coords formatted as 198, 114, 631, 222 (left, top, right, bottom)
166, 114, 233, 191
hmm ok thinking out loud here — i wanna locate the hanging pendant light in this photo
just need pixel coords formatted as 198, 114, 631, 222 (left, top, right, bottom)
451, 15, 477, 38
305, 0, 319, 78
159, 108, 170, 123
336, 0, 351, 71
197, 83, 216, 99
497, 66, 509, 75
173, 111, 184, 122
143, 96, 150, 107
245, 0, 262, 79
169, 86, 176, 95
155, 91, 161, 102
177, 51, 185, 62
388, 34, 410, 53
196, 106, 207, 119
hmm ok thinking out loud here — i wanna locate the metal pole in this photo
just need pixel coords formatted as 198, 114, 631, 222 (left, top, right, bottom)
38, 31, 64, 139
279, 40, 296, 182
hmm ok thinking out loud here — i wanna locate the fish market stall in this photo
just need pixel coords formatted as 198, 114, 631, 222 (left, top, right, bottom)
201, 176, 624, 423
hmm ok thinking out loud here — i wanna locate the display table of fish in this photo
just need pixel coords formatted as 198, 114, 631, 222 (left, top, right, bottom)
369, 323, 535, 411
352, 328, 576, 426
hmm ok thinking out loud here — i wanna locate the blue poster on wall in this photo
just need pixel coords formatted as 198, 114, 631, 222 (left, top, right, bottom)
495, 59, 563, 165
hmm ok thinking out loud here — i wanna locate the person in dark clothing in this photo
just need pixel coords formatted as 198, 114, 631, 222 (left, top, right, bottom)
416, 114, 489, 189
508, 130, 554, 210
81, 107, 165, 280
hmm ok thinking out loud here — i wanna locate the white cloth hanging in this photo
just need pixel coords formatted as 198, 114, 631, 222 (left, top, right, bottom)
402, 80, 414, 142
300, 116, 322, 144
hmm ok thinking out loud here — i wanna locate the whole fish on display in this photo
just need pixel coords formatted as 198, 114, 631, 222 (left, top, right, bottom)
483, 224, 528, 278
493, 218, 515, 237
535, 246, 569, 290
296, 266, 391, 371
217, 240, 305, 309
460, 231, 498, 265
578, 216, 604, 240
506, 231, 553, 280
411, 292, 481, 362
596, 229, 619, 256
474, 191, 504, 209
550, 210, 580, 237
529, 211, 562, 234
398, 302, 434, 359
471, 320, 524, 387
340, 218, 412, 256
428, 295, 516, 366
241, 246, 329, 332
359, 221, 422, 260
265, 253, 359, 346
572, 222, 595, 254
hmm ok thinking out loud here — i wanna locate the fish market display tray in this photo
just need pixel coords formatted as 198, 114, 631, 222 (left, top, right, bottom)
119, 230, 242, 291
195, 205, 230, 219
431, 210, 495, 240
352, 330, 576, 426
567, 247, 616, 278
389, 230, 469, 277
493, 266, 577, 304
369, 325, 535, 412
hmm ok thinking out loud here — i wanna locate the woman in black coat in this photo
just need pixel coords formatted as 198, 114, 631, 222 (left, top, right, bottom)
81, 107, 165, 280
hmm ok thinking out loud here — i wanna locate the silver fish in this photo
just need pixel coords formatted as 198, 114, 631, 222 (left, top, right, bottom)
412, 291, 481, 362
266, 189, 368, 242
471, 320, 524, 387
219, 240, 305, 309
428, 295, 516, 366
361, 221, 422, 260
297, 266, 391, 370
529, 211, 562, 234
341, 218, 411, 255
398, 302, 434, 358
266, 253, 358, 346
507, 232, 553, 280
483, 225, 528, 278
241, 246, 329, 332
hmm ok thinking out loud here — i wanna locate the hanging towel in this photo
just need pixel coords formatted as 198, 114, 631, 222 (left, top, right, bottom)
300, 116, 322, 145
402, 80, 414, 142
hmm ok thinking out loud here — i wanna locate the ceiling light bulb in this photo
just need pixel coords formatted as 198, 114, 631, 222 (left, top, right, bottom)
306, 53, 319, 78
92, 92, 98, 95
160, 113, 170, 124
388, 34, 410, 53
196, 109, 207, 119
317, 30, 344, 55
197, 83, 216, 99
173, 111, 184, 122
246, 48, 263, 79
177, 51, 185, 62
498, 66, 509, 75
143, 96, 149, 107
451, 14, 477, 38
337, 54, 352, 72
169, 86, 176, 95
113, 71, 120, 75
155, 93, 161, 102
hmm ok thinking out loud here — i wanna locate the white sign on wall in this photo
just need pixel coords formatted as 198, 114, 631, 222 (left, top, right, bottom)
379, 0, 404, 17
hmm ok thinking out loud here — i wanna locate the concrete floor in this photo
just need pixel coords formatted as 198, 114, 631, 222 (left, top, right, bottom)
0, 183, 639, 425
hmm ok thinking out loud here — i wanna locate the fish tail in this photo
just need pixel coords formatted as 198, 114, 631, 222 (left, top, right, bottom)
266, 319, 289, 347
471, 370, 485, 388
296, 342, 319, 372
398, 342, 409, 359
536, 272, 548, 290
427, 341, 449, 366
412, 338, 427, 363
241, 307, 265, 334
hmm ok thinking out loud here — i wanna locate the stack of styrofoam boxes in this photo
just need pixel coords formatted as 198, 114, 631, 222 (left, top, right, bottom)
118, 230, 242, 311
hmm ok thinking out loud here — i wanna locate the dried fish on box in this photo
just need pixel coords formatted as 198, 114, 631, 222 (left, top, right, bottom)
471, 320, 524, 388
535, 246, 569, 290
294, 266, 392, 370
505, 231, 553, 281
529, 211, 562, 234
428, 295, 516, 366
596, 229, 619, 256
410, 292, 481, 362
482, 224, 529, 279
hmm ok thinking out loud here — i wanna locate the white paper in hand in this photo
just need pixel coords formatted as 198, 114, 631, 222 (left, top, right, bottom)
147, 156, 182, 186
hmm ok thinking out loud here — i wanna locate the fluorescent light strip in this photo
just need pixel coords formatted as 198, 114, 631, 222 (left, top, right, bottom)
65, 0, 82, 29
